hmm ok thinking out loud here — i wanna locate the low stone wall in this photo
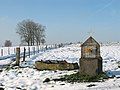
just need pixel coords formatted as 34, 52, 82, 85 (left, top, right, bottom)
35, 60, 79, 70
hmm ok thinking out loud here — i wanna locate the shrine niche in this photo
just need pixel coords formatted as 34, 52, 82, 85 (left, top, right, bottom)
79, 36, 102, 76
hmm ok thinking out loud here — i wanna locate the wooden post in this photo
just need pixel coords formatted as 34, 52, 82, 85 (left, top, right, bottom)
28, 47, 30, 58
45, 45, 47, 50
37, 46, 39, 53
23, 47, 26, 61
16, 47, 20, 66
14, 48, 16, 53
55, 44, 57, 48
1, 49, 3, 56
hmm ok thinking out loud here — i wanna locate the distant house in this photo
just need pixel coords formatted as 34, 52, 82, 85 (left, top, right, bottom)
79, 36, 102, 76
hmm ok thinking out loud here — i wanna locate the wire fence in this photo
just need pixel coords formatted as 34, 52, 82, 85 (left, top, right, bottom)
0, 44, 60, 60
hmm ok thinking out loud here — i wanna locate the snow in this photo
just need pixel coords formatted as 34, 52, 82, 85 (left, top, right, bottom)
0, 59, 13, 66
1, 44, 120, 90
34, 44, 81, 63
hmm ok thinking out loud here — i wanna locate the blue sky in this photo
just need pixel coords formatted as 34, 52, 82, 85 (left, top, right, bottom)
0, 0, 120, 46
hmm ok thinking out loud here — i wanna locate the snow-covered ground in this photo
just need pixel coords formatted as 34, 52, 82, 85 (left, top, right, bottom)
1, 44, 120, 90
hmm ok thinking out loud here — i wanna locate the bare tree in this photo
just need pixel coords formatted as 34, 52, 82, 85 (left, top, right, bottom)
16, 19, 46, 46
41, 38, 46, 45
34, 25, 46, 45
4, 40, 12, 47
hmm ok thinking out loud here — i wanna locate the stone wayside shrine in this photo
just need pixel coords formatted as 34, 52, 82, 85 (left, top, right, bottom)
79, 36, 102, 76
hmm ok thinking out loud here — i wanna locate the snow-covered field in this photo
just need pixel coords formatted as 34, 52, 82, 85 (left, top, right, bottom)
0, 44, 120, 90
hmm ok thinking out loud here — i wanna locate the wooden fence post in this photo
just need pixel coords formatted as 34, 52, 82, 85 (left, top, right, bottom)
16, 47, 20, 66
1, 49, 3, 56
55, 44, 57, 48
37, 46, 39, 53
14, 48, 16, 53
45, 45, 47, 50
28, 47, 30, 58
23, 47, 26, 61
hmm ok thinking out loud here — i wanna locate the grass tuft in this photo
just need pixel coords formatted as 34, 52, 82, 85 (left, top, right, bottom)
55, 72, 108, 83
